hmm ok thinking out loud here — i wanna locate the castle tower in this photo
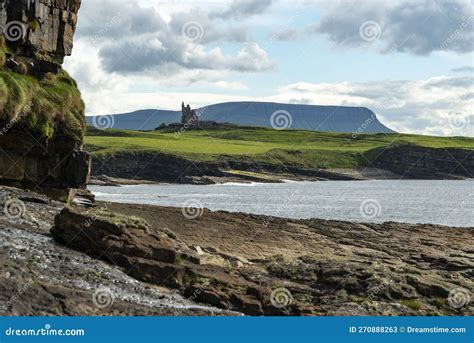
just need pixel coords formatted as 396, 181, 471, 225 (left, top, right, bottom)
181, 102, 198, 125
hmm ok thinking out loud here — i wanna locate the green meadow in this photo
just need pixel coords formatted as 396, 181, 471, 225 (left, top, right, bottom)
85, 126, 474, 170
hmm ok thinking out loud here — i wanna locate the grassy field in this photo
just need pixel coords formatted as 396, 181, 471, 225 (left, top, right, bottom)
85, 126, 474, 170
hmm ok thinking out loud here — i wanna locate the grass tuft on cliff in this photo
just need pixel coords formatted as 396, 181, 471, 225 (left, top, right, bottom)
0, 37, 85, 142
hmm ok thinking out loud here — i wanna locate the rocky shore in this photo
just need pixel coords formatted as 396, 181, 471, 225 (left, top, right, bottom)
1, 185, 472, 316
89, 143, 474, 186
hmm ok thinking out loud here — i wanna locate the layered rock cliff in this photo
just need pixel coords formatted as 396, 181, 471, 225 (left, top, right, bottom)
364, 143, 474, 179
0, 0, 88, 201
0, 0, 81, 74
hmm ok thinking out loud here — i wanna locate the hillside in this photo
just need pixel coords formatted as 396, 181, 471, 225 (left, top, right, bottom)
86, 101, 395, 133
85, 126, 474, 183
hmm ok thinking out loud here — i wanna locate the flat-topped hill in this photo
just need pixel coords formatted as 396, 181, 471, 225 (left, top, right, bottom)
86, 101, 395, 133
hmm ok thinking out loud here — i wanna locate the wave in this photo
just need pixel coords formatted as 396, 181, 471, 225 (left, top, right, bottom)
214, 182, 267, 187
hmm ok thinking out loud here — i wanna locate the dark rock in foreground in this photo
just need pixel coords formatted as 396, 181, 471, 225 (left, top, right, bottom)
51, 207, 312, 315
0, 186, 229, 316
1, 185, 472, 316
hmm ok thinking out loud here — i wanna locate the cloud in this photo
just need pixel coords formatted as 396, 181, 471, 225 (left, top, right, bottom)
168, 8, 250, 44
214, 81, 249, 90
73, 0, 274, 83
310, 0, 474, 55
269, 76, 473, 136
211, 0, 273, 19
98, 40, 274, 75
76, 1, 166, 40
452, 66, 474, 73
268, 28, 300, 42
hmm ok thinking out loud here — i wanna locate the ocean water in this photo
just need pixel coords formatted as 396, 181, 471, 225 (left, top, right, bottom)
89, 180, 474, 227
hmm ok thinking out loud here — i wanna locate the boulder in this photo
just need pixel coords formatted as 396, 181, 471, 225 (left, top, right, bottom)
51, 207, 182, 288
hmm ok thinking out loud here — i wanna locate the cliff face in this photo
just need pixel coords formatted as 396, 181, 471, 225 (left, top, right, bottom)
0, 0, 88, 201
0, 0, 81, 74
365, 143, 474, 179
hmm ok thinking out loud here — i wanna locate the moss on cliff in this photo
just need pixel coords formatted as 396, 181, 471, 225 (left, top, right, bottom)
0, 37, 85, 142
0, 38, 6, 69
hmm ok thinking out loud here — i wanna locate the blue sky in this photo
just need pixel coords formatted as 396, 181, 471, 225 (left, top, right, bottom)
65, 0, 473, 136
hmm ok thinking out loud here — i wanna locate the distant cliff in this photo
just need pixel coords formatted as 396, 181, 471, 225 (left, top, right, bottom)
364, 143, 474, 179
86, 101, 395, 134
0, 0, 88, 201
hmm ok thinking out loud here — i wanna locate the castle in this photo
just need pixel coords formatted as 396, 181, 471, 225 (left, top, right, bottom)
181, 102, 198, 125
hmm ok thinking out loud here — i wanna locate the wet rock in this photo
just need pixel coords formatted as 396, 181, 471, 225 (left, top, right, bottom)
51, 207, 181, 288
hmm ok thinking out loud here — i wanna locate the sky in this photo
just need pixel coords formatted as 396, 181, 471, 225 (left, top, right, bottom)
64, 0, 474, 136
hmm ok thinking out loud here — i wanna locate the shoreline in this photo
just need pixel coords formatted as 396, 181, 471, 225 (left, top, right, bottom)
103, 201, 474, 315
88, 172, 472, 187
87, 180, 474, 228
1, 185, 472, 316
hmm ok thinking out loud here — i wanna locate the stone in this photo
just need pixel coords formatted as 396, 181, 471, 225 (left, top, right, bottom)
0, 0, 82, 74
0, 130, 91, 201
181, 102, 198, 125
51, 207, 182, 288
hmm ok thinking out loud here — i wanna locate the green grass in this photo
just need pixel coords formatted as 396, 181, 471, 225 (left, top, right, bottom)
0, 37, 85, 141
400, 299, 424, 311
85, 126, 474, 170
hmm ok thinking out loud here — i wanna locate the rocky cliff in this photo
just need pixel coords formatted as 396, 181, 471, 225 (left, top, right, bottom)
90, 144, 473, 186
0, 0, 81, 74
365, 143, 474, 179
0, 0, 88, 201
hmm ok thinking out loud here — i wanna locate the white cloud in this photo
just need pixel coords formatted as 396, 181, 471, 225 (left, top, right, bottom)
310, 0, 474, 55
72, 0, 274, 86
269, 77, 473, 136
214, 81, 249, 90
